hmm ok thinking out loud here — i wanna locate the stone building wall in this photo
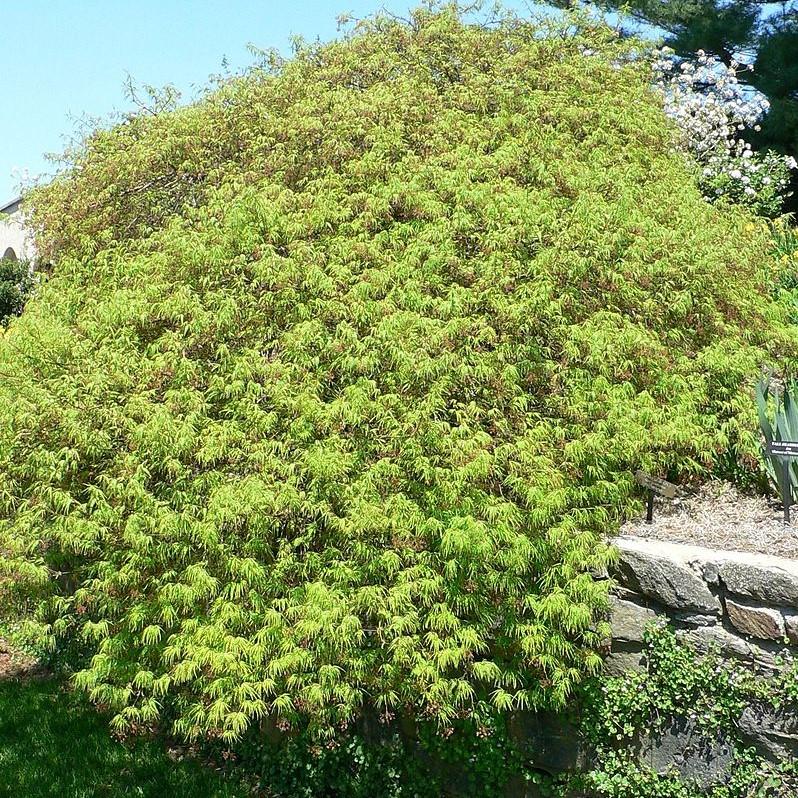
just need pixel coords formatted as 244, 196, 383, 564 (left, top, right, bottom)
0, 198, 35, 262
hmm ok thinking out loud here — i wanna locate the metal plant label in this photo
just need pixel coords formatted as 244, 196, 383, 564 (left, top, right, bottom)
634, 470, 679, 523
769, 441, 798, 458
767, 441, 798, 522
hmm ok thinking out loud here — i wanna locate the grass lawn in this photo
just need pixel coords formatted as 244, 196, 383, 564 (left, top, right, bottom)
0, 677, 248, 798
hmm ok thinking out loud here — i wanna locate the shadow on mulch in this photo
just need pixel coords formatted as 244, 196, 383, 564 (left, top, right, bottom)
0, 639, 46, 682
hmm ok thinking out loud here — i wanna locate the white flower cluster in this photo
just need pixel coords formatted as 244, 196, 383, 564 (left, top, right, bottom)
652, 47, 796, 216
652, 48, 766, 158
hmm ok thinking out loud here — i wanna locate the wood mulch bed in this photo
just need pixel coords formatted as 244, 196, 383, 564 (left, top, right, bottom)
0, 638, 41, 681
621, 480, 798, 560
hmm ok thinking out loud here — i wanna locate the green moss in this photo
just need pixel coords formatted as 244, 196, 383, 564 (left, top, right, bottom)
0, 4, 796, 743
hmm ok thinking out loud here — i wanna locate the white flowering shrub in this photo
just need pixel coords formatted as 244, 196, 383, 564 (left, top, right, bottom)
652, 47, 796, 217
700, 146, 796, 218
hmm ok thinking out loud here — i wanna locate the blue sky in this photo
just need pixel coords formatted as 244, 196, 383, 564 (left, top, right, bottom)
1, 1, 655, 204
1, 0, 424, 203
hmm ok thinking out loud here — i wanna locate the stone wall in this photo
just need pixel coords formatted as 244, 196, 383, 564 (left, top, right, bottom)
609, 536, 798, 672
607, 536, 798, 777
389, 537, 798, 795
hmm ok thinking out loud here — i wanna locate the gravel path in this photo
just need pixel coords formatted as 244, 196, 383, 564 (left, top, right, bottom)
620, 480, 798, 560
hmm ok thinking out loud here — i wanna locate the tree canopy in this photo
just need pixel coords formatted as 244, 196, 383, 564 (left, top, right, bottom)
0, 5, 796, 743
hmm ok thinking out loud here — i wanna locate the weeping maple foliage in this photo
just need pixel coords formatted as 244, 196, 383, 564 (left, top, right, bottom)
1, 5, 796, 741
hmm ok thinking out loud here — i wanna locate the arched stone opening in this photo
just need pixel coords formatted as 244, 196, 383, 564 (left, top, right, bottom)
2, 247, 17, 261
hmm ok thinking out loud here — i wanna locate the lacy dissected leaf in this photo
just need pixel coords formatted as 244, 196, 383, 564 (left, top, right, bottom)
1, 5, 796, 741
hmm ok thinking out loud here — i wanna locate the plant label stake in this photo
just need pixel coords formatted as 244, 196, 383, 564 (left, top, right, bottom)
767, 441, 798, 523
634, 471, 679, 524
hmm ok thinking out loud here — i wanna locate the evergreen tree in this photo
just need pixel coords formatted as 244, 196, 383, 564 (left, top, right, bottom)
0, 255, 33, 325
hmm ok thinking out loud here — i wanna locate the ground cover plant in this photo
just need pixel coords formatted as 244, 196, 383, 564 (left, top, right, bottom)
1, 2, 798, 753
561, 625, 798, 798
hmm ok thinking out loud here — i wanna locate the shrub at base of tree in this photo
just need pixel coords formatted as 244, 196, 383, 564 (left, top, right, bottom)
0, 257, 34, 326
1, 4, 797, 745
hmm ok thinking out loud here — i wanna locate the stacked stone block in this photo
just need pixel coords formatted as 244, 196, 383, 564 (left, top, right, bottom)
608, 536, 798, 776
609, 537, 798, 669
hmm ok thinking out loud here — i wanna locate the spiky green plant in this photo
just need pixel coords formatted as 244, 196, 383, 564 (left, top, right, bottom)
756, 375, 798, 503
